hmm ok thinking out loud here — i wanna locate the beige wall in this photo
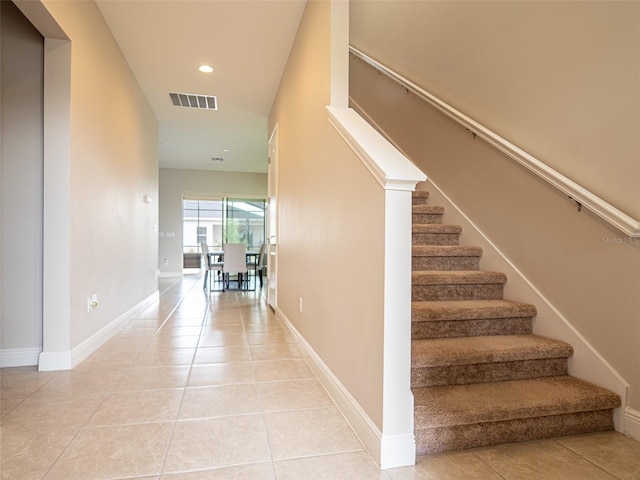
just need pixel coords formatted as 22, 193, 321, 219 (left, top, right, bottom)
158, 168, 267, 276
269, 0, 387, 429
350, 0, 640, 220
349, 34, 640, 412
34, 0, 159, 351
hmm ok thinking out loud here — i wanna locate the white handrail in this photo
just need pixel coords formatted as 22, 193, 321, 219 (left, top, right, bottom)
326, 106, 426, 191
350, 46, 640, 238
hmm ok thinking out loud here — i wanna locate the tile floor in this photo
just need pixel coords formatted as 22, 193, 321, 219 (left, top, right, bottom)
1, 276, 639, 479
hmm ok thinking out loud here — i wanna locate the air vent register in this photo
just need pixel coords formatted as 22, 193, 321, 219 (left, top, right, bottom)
169, 92, 217, 110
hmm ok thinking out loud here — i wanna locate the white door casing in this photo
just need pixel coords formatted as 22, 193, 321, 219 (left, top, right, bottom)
267, 126, 278, 308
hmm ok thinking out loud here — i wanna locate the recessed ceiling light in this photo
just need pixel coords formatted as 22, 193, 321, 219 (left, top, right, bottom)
223, 149, 230, 152
198, 65, 214, 73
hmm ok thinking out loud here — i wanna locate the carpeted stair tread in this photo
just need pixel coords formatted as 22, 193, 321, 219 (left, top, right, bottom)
413, 205, 443, 214
413, 376, 621, 428
412, 300, 537, 321
413, 205, 445, 225
411, 334, 572, 367
412, 191, 430, 203
412, 224, 463, 246
412, 224, 462, 234
412, 271, 506, 285
413, 245, 482, 257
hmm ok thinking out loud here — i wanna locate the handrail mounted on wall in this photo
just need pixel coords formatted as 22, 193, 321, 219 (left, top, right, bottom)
350, 46, 640, 238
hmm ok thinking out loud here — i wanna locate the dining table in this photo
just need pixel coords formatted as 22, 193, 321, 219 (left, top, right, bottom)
207, 250, 260, 290
208, 251, 260, 263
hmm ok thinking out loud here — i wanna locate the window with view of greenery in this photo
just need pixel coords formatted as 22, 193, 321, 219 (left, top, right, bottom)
182, 197, 266, 269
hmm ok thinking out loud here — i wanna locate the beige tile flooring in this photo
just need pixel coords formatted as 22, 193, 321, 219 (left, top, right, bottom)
1, 276, 639, 479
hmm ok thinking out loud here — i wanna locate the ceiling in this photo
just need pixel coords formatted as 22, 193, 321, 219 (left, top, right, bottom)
95, 0, 307, 174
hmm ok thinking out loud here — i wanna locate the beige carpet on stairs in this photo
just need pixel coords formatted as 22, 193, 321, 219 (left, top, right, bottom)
410, 187, 621, 455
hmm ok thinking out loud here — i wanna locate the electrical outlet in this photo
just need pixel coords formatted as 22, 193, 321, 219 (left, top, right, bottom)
87, 294, 98, 313
298, 297, 303, 313
163, 258, 169, 265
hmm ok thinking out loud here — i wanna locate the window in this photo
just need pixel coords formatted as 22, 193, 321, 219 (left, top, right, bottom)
223, 199, 266, 249
182, 197, 266, 271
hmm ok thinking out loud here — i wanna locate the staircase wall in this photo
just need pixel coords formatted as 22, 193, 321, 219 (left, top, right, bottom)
349, 54, 640, 438
268, 1, 423, 468
350, 1, 640, 221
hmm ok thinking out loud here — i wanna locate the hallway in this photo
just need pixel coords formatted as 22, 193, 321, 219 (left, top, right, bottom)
1, 276, 639, 479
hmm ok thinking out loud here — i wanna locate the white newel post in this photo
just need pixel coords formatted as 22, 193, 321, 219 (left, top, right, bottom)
380, 186, 418, 468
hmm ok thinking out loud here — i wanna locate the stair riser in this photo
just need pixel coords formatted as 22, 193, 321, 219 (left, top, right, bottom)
412, 192, 430, 205
413, 213, 443, 224
413, 257, 480, 270
411, 358, 568, 388
415, 410, 614, 454
412, 317, 533, 339
413, 233, 460, 246
412, 284, 504, 302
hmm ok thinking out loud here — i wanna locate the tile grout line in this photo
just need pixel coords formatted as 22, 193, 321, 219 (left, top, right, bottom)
157, 281, 202, 477
240, 294, 281, 479
552, 437, 622, 480
468, 450, 510, 480
153, 276, 203, 335
37, 370, 119, 479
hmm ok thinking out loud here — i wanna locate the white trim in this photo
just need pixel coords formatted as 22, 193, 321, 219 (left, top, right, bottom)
38, 290, 159, 371
625, 407, 640, 441
38, 350, 72, 371
0, 348, 41, 368
330, 0, 349, 108
350, 46, 640, 238
42, 37, 72, 359
70, 290, 159, 368
381, 188, 416, 468
380, 433, 417, 469
158, 271, 183, 278
267, 125, 279, 311
326, 106, 426, 191
275, 306, 415, 469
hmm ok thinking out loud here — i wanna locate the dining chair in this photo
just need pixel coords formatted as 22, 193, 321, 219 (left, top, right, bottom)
200, 242, 224, 292
245, 243, 265, 287
222, 243, 249, 290
256, 243, 267, 287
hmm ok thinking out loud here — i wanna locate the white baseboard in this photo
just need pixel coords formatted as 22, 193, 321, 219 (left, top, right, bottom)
380, 432, 417, 469
158, 271, 183, 278
0, 348, 41, 368
38, 350, 72, 371
625, 407, 640, 441
70, 290, 160, 368
38, 290, 159, 371
275, 306, 415, 469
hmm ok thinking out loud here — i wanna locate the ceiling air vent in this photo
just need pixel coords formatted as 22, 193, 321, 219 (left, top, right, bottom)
169, 92, 217, 110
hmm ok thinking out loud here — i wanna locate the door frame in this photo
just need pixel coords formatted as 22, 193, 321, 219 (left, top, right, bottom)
267, 125, 279, 309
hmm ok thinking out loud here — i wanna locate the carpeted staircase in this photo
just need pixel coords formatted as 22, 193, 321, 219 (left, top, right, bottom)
411, 189, 621, 454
